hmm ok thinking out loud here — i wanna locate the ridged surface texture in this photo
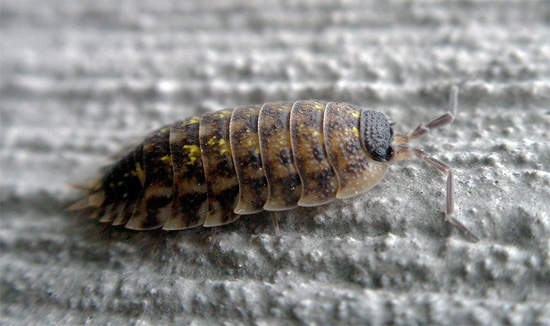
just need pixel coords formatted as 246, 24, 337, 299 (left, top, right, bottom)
1, 1, 550, 325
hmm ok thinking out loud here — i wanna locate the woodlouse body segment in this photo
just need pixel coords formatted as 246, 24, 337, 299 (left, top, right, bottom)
70, 86, 478, 240
290, 100, 338, 207
164, 117, 207, 230
229, 105, 268, 215
113, 146, 144, 226
126, 127, 174, 230
258, 101, 302, 211
324, 102, 389, 199
199, 109, 240, 227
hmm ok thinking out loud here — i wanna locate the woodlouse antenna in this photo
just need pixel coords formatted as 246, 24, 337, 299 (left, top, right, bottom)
392, 86, 479, 241
394, 85, 459, 145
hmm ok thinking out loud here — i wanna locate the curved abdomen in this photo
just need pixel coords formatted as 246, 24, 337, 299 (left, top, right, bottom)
87, 101, 389, 230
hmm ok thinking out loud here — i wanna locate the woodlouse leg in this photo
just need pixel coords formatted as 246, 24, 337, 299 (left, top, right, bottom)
412, 148, 479, 242
395, 86, 459, 144
208, 227, 218, 248
271, 214, 280, 235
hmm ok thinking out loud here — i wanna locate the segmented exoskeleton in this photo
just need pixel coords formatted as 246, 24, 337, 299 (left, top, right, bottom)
69, 87, 478, 240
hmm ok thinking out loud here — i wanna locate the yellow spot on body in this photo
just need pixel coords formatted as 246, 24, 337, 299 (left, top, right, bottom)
160, 155, 173, 166
182, 117, 201, 126
123, 193, 128, 198
117, 181, 123, 186
183, 145, 201, 165
109, 183, 115, 188
352, 127, 359, 136
124, 173, 129, 177
213, 110, 231, 119
208, 136, 217, 146
160, 127, 171, 133
244, 133, 259, 154
352, 112, 360, 118
135, 163, 145, 185
313, 103, 324, 110
218, 138, 231, 156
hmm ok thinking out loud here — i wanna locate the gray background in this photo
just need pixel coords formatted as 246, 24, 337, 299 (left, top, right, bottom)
1, 1, 550, 325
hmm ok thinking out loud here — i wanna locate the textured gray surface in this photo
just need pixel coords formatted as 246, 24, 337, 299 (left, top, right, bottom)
1, 1, 550, 325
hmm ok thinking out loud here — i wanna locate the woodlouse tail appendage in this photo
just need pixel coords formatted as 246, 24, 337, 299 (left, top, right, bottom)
391, 86, 479, 241
67, 144, 146, 226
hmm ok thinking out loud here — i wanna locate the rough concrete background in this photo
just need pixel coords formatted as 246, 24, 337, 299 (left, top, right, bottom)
1, 1, 550, 325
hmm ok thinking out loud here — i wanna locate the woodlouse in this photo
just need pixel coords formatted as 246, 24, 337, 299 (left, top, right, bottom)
69, 86, 478, 241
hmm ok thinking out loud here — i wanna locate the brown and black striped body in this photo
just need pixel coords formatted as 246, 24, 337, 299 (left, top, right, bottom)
76, 101, 391, 230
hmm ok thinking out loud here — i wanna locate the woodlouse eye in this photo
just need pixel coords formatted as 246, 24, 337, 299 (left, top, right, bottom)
372, 146, 392, 162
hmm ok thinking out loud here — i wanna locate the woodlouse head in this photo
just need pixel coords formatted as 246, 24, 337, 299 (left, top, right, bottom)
360, 110, 394, 162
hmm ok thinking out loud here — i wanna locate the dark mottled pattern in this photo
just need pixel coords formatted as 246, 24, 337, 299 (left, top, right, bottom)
229, 105, 268, 214
258, 102, 302, 210
360, 110, 394, 162
94, 162, 124, 220
109, 146, 143, 226
199, 109, 241, 226
303, 169, 339, 199
290, 100, 338, 206
113, 145, 144, 226
92, 143, 141, 222
126, 126, 174, 230
165, 117, 208, 229
324, 102, 364, 190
